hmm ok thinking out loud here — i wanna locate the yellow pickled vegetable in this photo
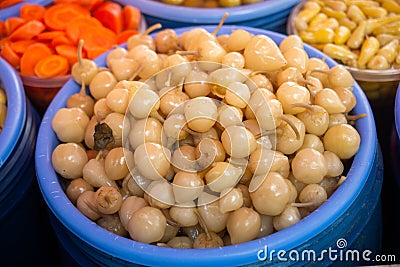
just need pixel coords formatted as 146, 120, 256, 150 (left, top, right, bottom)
347, 5, 366, 23
376, 34, 400, 46
382, 0, 400, 14
377, 39, 399, 63
309, 13, 328, 29
365, 16, 400, 34
295, 17, 309, 32
0, 89, 6, 105
310, 43, 327, 51
373, 21, 400, 35
297, 3, 322, 22
367, 55, 390, 69
360, 6, 387, 18
321, 6, 347, 19
334, 26, 351, 45
338, 17, 357, 31
346, 20, 366, 49
325, 0, 347, 12
299, 28, 335, 44
308, 17, 339, 31
396, 47, 400, 65
323, 43, 358, 61
357, 36, 380, 67
0, 104, 6, 132
344, 0, 379, 8
292, 0, 400, 70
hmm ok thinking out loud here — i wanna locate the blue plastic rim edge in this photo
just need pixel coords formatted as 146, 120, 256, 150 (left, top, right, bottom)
35, 25, 377, 267
395, 86, 400, 140
0, 57, 26, 169
114, 0, 302, 24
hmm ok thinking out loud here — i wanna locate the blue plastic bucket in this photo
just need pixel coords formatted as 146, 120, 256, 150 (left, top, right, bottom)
391, 88, 400, 189
114, 0, 301, 33
0, 57, 58, 266
36, 26, 383, 266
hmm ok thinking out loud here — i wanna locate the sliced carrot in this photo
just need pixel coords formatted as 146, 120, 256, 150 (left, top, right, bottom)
53, 0, 77, 3
93, 2, 123, 34
65, 16, 102, 44
54, 0, 103, 11
51, 35, 74, 46
0, 37, 11, 47
0, 21, 5, 37
87, 0, 104, 12
122, 5, 141, 31
80, 25, 117, 53
20, 4, 46, 21
10, 39, 36, 54
116, 29, 139, 44
34, 54, 69, 78
85, 46, 109, 60
37, 31, 65, 41
55, 44, 78, 66
4, 17, 26, 36
1, 43, 21, 68
9, 20, 45, 41
43, 3, 90, 31
20, 42, 53, 75
0, 0, 24, 9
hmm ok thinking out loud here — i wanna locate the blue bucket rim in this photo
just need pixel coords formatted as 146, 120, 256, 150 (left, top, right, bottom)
36, 25, 377, 266
395, 86, 400, 139
114, 0, 301, 24
0, 57, 26, 168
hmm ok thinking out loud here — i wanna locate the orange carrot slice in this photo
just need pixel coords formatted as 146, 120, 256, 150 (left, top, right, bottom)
34, 54, 69, 78
43, 3, 90, 31
65, 16, 102, 44
10, 39, 36, 54
36, 31, 65, 41
85, 46, 108, 60
93, 1, 123, 34
80, 25, 117, 53
51, 35, 74, 46
1, 42, 21, 68
20, 4, 46, 21
55, 44, 78, 66
9, 20, 45, 41
4, 17, 26, 36
20, 42, 53, 75
116, 29, 139, 44
122, 5, 141, 31
0, 21, 5, 37
0, 37, 11, 47
54, 0, 104, 11
87, 0, 104, 11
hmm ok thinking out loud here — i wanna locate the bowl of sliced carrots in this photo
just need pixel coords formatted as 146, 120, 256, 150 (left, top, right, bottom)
0, 0, 144, 113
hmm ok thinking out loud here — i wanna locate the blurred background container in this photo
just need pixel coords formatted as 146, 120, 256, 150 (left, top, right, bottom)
115, 0, 301, 33
20, 73, 71, 115
0, 0, 146, 115
389, 86, 400, 260
286, 2, 400, 112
